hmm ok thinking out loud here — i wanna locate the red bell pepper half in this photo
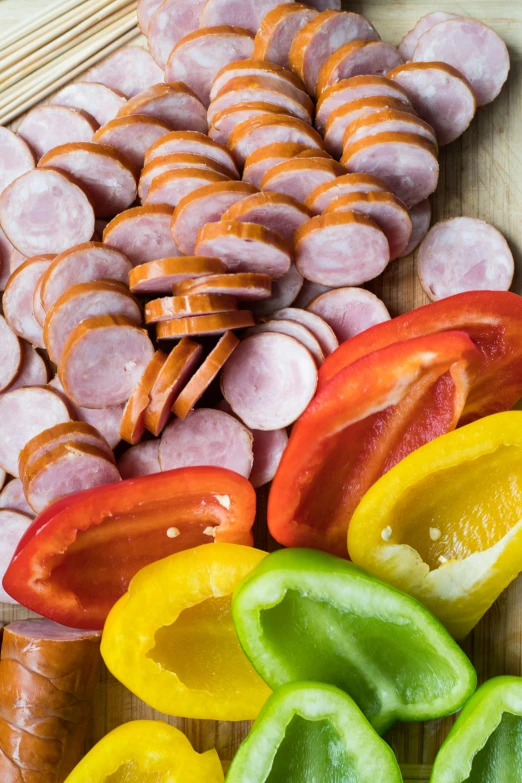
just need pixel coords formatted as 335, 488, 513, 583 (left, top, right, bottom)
3, 467, 256, 630
268, 331, 480, 557
319, 291, 522, 423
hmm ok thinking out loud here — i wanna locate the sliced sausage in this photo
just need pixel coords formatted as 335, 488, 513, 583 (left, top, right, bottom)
295, 211, 390, 286
16, 106, 98, 161
400, 198, 431, 257
139, 153, 234, 201
0, 169, 95, 257
138, 0, 163, 32
243, 141, 329, 187
148, 0, 206, 69
387, 63, 476, 147
0, 511, 34, 602
0, 480, 34, 517
50, 82, 127, 126
4, 341, 48, 393
48, 375, 124, 450
33, 275, 47, 327
145, 130, 239, 176
229, 115, 325, 166
221, 332, 318, 429
174, 272, 272, 299
116, 82, 208, 132
159, 407, 253, 477
93, 115, 172, 169
129, 256, 226, 294
156, 310, 255, 339
417, 217, 514, 301
171, 181, 258, 254
120, 351, 167, 445
103, 205, 180, 265
165, 26, 255, 108
0, 227, 14, 291
412, 18, 510, 106
85, 45, 164, 97
208, 75, 314, 124
254, 3, 318, 70
289, 10, 380, 95
171, 331, 238, 419
19, 421, 113, 480
324, 96, 417, 157
250, 264, 303, 316
0, 128, 35, 196
195, 220, 292, 278
145, 167, 231, 208
38, 142, 138, 218
324, 191, 412, 259
305, 172, 389, 214
272, 307, 338, 354
210, 59, 309, 104
222, 191, 311, 243
315, 75, 411, 133
23, 442, 121, 514
342, 132, 439, 207
145, 338, 203, 435
308, 0, 340, 7
210, 102, 290, 145
247, 319, 324, 365
44, 280, 142, 364
3, 256, 54, 348
40, 241, 132, 312
344, 108, 437, 152
261, 158, 345, 203
59, 315, 155, 409
145, 293, 237, 323
0, 316, 22, 392
0, 386, 71, 476
9, 249, 27, 276
294, 279, 331, 309
317, 40, 405, 95
200, 0, 291, 36
398, 11, 460, 60
307, 286, 391, 341
118, 440, 161, 479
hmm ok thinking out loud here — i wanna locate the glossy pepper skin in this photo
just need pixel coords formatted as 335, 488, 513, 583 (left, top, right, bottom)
349, 411, 522, 639
225, 682, 402, 783
319, 290, 522, 423
3, 467, 256, 630
102, 543, 272, 721
63, 720, 224, 782
232, 548, 476, 735
431, 677, 522, 782
269, 331, 480, 556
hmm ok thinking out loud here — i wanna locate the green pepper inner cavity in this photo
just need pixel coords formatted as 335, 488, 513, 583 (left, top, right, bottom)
466, 711, 522, 782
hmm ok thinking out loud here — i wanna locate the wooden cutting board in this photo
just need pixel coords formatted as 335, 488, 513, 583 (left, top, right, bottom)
1, 1, 521, 779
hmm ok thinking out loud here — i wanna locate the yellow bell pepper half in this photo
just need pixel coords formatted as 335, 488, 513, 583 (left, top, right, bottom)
101, 543, 271, 721
64, 720, 224, 783
348, 412, 522, 639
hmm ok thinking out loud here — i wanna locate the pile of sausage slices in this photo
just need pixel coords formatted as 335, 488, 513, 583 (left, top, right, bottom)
0, 0, 513, 549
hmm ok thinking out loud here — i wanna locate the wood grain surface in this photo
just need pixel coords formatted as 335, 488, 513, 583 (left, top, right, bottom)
1, 2, 521, 780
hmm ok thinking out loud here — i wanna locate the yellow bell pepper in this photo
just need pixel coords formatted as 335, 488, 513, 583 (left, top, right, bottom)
101, 543, 271, 721
63, 720, 224, 782
348, 412, 522, 639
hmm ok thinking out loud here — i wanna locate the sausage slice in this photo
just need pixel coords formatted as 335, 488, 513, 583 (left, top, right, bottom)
148, 0, 206, 69
145, 130, 238, 175
0, 128, 35, 196
272, 306, 338, 354
254, 3, 318, 70
118, 440, 161, 478
145, 338, 203, 435
208, 75, 314, 124
3, 341, 48, 393
3, 256, 54, 347
144, 167, 231, 208
250, 264, 303, 316
0, 511, 35, 602
85, 45, 164, 97
50, 81, 127, 126
398, 11, 460, 60
222, 191, 311, 243
116, 82, 208, 133
317, 40, 404, 95
399, 198, 431, 257
200, 0, 291, 35
344, 108, 437, 152
145, 293, 237, 323
243, 141, 329, 187
104, 205, 180, 265
209, 102, 290, 145
174, 272, 272, 299
210, 59, 309, 103
307, 286, 391, 341
93, 115, 172, 169
156, 310, 255, 339
17, 106, 98, 160
120, 351, 167, 445
129, 256, 226, 294
246, 319, 325, 365
139, 153, 234, 201
260, 158, 345, 204
0, 316, 22, 392
305, 172, 389, 214
229, 115, 324, 166
0, 480, 34, 518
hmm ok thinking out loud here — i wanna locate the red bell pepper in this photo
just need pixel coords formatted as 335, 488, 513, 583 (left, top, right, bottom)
3, 467, 256, 630
319, 291, 522, 423
268, 331, 480, 557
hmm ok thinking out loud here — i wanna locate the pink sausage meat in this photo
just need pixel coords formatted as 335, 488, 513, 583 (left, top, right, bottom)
85, 45, 164, 97
51, 82, 127, 126
16, 106, 98, 161
398, 11, 460, 60
0, 315, 22, 392
307, 287, 391, 342
118, 440, 161, 479
0, 128, 35, 196
103, 206, 180, 265
148, 0, 207, 69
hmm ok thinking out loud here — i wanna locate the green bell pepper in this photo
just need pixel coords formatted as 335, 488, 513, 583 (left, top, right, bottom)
225, 681, 403, 783
232, 549, 476, 734
431, 676, 522, 782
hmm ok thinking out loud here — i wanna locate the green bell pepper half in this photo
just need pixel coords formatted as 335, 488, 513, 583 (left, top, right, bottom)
232, 548, 476, 734
431, 676, 522, 782
225, 681, 403, 783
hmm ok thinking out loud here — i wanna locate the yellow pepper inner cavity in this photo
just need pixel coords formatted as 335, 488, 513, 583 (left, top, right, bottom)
105, 760, 163, 782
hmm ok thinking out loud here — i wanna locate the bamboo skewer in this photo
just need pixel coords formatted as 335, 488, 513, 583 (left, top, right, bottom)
0, 0, 87, 50
0, 3, 138, 91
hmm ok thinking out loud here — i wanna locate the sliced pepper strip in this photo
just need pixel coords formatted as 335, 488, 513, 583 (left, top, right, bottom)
225, 682, 402, 783
101, 543, 272, 721
232, 548, 476, 735
64, 720, 224, 782
349, 411, 522, 639
431, 676, 522, 782
3, 467, 256, 630
319, 290, 522, 423
268, 331, 480, 555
